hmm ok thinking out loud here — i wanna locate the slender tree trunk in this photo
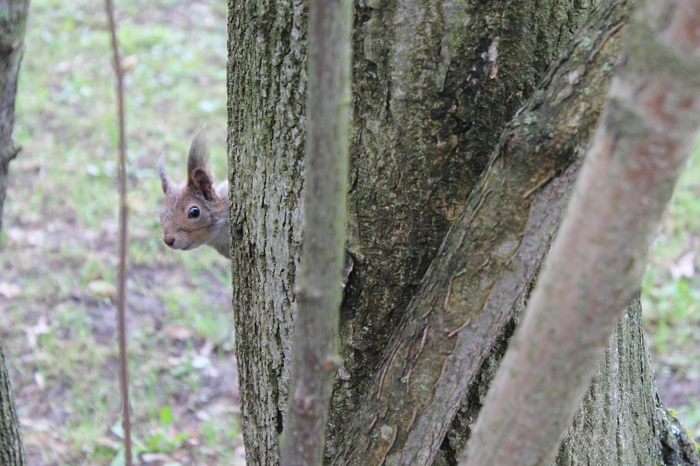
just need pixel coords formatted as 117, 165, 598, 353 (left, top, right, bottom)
227, 0, 698, 463
0, 0, 28, 233
0, 1, 30, 464
0, 341, 25, 465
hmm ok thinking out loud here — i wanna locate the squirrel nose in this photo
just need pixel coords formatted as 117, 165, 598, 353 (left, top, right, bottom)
163, 235, 175, 247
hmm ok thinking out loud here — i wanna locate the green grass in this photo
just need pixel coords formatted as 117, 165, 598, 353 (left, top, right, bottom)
0, 0, 239, 464
642, 142, 700, 442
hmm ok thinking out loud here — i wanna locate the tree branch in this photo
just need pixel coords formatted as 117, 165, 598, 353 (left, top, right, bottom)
278, 0, 352, 461
462, 0, 700, 463
334, 1, 633, 463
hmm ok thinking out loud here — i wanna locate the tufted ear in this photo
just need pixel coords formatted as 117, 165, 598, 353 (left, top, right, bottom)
187, 128, 215, 200
158, 153, 173, 194
190, 167, 215, 201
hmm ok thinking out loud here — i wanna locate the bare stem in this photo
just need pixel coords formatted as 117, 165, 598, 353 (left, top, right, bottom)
278, 0, 352, 462
104, 1, 131, 464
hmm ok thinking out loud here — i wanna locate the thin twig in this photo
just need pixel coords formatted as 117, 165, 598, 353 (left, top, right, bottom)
104, 1, 132, 464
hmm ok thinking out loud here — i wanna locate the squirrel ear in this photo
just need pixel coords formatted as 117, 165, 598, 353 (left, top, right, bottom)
186, 128, 215, 200
190, 167, 215, 201
158, 153, 172, 194
187, 127, 209, 177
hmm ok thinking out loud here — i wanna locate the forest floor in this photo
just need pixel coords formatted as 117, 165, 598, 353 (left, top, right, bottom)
0, 0, 699, 465
0, 0, 241, 464
642, 149, 700, 440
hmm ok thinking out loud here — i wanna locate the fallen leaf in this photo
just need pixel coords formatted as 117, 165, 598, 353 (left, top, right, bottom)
34, 371, 45, 389
196, 410, 211, 421
87, 280, 117, 300
164, 325, 192, 342
140, 453, 171, 464
199, 339, 215, 356
669, 251, 695, 280
185, 437, 200, 447
25, 230, 45, 246
0, 282, 21, 298
33, 316, 50, 335
191, 355, 211, 369
24, 326, 37, 349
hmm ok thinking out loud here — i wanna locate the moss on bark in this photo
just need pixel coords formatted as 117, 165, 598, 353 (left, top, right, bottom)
227, 0, 699, 463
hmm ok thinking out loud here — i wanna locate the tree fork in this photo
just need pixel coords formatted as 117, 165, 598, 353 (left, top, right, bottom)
463, 0, 700, 463
334, 0, 633, 463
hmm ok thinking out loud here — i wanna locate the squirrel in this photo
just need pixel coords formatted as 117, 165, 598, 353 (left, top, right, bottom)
158, 129, 231, 259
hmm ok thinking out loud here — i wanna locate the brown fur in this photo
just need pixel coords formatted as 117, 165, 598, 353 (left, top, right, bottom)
158, 129, 230, 259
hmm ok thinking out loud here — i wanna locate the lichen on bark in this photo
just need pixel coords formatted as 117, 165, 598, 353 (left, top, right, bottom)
332, 0, 594, 455
226, 0, 700, 463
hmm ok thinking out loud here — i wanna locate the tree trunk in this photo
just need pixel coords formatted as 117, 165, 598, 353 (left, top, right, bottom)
227, 0, 698, 463
556, 297, 698, 466
0, 340, 25, 465
0, 1, 30, 464
227, 1, 307, 462
0, 0, 28, 233
465, 0, 700, 460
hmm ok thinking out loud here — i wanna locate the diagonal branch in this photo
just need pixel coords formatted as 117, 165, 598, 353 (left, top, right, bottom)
334, 0, 634, 463
462, 0, 700, 464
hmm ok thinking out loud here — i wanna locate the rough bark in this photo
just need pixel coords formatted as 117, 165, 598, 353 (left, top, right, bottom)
336, 4, 596, 453
228, 0, 307, 462
228, 0, 592, 461
556, 298, 699, 466
0, 1, 30, 464
227, 0, 698, 464
464, 0, 700, 462
0, 340, 25, 465
0, 0, 28, 233
334, 0, 631, 462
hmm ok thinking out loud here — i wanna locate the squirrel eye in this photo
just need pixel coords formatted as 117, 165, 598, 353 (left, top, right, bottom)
188, 206, 200, 219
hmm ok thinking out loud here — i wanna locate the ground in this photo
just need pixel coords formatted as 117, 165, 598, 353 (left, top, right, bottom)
0, 0, 699, 464
1, 0, 241, 464
643, 155, 700, 438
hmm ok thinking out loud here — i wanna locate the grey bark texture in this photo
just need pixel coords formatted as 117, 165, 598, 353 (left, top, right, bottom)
464, 0, 700, 462
228, 1, 307, 463
0, 1, 29, 464
0, 340, 25, 465
0, 0, 28, 233
557, 298, 698, 466
227, 0, 699, 463
334, 0, 630, 462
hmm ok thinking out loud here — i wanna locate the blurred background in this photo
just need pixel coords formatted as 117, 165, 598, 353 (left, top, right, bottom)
0, 0, 239, 464
0, 0, 698, 464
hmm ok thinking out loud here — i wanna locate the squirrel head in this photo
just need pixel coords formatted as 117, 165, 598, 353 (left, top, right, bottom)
158, 129, 231, 258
